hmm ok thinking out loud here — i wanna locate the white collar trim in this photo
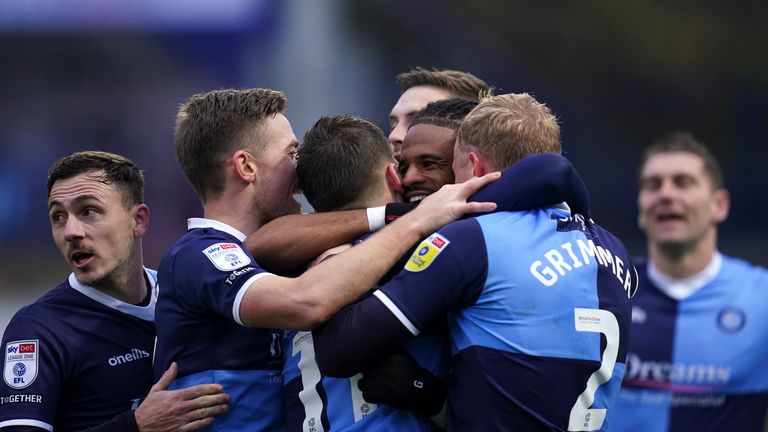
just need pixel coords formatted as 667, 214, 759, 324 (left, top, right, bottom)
68, 267, 156, 321
187, 217, 247, 242
648, 252, 722, 300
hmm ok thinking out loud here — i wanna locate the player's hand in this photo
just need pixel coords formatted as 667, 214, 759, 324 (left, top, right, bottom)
405, 172, 500, 236
135, 362, 230, 432
358, 351, 446, 417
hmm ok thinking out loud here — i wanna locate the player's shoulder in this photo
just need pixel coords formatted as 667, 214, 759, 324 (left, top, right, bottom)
720, 254, 768, 283
168, 229, 255, 272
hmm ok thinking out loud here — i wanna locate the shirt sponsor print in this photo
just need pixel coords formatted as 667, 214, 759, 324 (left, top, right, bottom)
202, 242, 252, 271
4, 340, 38, 390
405, 233, 450, 272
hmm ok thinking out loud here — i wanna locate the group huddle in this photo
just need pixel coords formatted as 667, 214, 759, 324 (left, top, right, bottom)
2, 68, 767, 432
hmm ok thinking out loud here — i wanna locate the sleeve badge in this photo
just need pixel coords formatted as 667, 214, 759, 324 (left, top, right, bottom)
405, 233, 451, 272
202, 242, 252, 271
4, 340, 38, 389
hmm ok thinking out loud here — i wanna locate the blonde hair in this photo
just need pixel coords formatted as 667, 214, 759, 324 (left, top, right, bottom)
456, 93, 561, 170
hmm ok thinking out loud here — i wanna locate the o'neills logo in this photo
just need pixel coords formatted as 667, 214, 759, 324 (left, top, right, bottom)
623, 353, 730, 393
108, 348, 150, 367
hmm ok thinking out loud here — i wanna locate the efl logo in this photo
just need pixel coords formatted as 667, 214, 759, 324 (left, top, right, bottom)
19, 344, 35, 354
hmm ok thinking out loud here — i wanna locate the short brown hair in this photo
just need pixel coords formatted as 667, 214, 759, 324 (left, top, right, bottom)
396, 67, 489, 101
174, 88, 287, 201
298, 115, 393, 212
456, 93, 561, 170
640, 131, 724, 189
47, 150, 144, 208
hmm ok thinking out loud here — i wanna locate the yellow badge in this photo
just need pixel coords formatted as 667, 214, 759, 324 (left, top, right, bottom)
405, 233, 451, 272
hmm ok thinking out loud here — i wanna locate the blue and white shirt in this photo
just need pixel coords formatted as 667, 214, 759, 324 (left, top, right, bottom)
0, 269, 157, 432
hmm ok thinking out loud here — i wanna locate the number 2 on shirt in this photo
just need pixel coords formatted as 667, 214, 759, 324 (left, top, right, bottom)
568, 308, 620, 431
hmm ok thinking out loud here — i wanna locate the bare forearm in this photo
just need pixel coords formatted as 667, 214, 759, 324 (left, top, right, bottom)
243, 210, 369, 272
296, 215, 425, 326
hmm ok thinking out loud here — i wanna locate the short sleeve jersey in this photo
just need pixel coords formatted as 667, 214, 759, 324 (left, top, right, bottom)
282, 236, 448, 432
375, 208, 635, 430
0, 269, 157, 432
153, 218, 284, 431
611, 255, 768, 431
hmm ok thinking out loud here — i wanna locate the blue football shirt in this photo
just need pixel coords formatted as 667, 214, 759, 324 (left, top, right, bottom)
611, 255, 768, 431
315, 207, 635, 430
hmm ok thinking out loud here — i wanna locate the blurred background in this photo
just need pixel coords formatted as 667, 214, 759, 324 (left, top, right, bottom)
2, 0, 766, 333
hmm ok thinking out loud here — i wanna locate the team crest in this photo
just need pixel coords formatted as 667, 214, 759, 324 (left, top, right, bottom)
4, 340, 38, 389
202, 242, 252, 271
405, 233, 450, 272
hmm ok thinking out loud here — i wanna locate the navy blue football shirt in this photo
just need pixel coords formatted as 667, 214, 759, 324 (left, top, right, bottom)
154, 218, 284, 431
0, 269, 157, 431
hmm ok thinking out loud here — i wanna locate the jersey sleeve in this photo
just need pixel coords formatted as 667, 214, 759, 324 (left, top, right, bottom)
314, 219, 488, 377
0, 311, 66, 431
469, 153, 591, 218
168, 240, 271, 326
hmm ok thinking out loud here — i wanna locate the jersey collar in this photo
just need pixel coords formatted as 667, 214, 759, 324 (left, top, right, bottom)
647, 252, 722, 300
187, 217, 247, 242
68, 267, 157, 321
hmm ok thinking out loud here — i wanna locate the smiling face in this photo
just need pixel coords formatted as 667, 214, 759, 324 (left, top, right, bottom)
398, 123, 456, 203
638, 151, 729, 253
48, 170, 145, 288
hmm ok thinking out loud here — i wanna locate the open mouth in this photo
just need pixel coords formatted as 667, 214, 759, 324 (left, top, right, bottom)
408, 194, 427, 203
655, 213, 685, 222
71, 251, 94, 268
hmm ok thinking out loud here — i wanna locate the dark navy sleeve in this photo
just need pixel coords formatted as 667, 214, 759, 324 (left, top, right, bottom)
0, 312, 64, 431
169, 239, 271, 325
469, 153, 591, 218
314, 219, 488, 377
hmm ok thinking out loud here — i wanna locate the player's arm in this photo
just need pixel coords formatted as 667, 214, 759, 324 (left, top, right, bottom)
243, 209, 369, 273
237, 173, 499, 331
384, 154, 592, 227
469, 153, 591, 218
313, 218, 488, 377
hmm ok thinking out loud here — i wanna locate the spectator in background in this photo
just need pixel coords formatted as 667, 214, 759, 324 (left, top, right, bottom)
612, 132, 768, 431
388, 67, 489, 158
0, 151, 229, 432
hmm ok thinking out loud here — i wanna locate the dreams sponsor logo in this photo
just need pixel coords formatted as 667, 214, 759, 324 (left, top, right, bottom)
623, 352, 730, 393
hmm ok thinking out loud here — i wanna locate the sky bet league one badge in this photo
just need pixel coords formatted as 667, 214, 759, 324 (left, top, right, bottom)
5, 340, 39, 389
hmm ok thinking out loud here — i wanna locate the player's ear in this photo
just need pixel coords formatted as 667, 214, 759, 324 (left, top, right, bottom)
711, 187, 730, 224
232, 149, 258, 184
469, 151, 492, 178
132, 203, 150, 238
385, 162, 403, 194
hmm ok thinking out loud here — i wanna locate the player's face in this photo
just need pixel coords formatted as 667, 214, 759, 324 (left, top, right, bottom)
388, 86, 452, 159
254, 113, 301, 224
48, 171, 143, 287
398, 123, 456, 203
638, 151, 728, 250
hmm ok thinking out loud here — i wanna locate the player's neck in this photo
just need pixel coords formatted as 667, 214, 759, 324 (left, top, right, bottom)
93, 249, 148, 304
204, 196, 263, 237
649, 232, 718, 279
